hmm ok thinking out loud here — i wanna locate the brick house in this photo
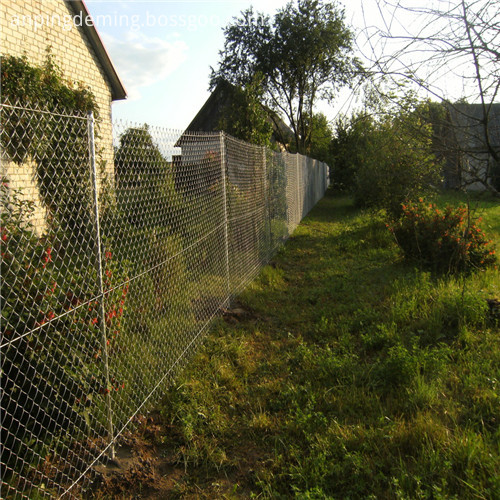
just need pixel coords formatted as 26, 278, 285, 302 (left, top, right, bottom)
0, 0, 126, 228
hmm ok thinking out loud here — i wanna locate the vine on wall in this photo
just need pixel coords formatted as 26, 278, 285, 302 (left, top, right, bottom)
1, 54, 102, 242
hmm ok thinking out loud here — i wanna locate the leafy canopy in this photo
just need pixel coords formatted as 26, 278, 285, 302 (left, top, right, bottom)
353, 99, 444, 217
1, 54, 99, 242
1, 53, 97, 116
330, 95, 444, 216
217, 76, 274, 147
211, 0, 360, 154
303, 112, 333, 162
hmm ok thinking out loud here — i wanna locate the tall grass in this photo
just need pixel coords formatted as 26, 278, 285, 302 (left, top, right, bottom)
156, 191, 499, 499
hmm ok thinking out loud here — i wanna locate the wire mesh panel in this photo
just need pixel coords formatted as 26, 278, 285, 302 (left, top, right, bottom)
266, 150, 289, 255
283, 152, 299, 234
1, 100, 112, 498
1, 100, 329, 499
225, 134, 268, 295
101, 123, 229, 438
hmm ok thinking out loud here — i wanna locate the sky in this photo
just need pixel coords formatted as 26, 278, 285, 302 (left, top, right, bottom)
84, 0, 382, 130
82, 0, 494, 130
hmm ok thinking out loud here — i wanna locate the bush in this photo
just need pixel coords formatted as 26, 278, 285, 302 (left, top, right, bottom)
1, 181, 130, 472
388, 199, 497, 273
353, 116, 442, 217
114, 126, 183, 230
332, 100, 444, 216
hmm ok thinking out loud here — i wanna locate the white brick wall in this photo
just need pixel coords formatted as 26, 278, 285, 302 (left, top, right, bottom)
1, 0, 117, 232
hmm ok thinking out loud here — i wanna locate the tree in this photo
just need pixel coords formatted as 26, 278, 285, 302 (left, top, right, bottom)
333, 98, 443, 216
217, 75, 273, 147
330, 111, 374, 191
210, 0, 361, 154
359, 0, 500, 194
114, 126, 181, 229
304, 112, 334, 162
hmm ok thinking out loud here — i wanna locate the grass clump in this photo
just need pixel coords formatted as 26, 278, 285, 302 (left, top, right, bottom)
155, 191, 499, 499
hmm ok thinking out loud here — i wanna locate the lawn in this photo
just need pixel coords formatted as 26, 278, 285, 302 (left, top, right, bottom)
94, 191, 500, 499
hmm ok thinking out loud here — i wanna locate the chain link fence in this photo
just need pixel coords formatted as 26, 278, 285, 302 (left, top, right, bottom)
1, 99, 329, 498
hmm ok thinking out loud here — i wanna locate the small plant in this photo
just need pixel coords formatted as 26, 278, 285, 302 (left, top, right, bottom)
388, 198, 497, 273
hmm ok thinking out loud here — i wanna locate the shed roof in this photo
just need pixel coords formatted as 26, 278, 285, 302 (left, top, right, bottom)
180, 79, 293, 147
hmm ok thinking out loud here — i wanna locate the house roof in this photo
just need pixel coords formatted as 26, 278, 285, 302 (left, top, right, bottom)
66, 0, 127, 101
184, 80, 235, 132
180, 79, 293, 147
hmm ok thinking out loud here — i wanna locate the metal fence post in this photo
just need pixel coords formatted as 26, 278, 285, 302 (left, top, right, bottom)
262, 146, 273, 262
296, 154, 301, 224
220, 132, 231, 307
88, 111, 115, 460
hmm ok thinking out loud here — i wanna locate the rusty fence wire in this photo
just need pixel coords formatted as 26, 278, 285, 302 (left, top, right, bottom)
0, 99, 329, 498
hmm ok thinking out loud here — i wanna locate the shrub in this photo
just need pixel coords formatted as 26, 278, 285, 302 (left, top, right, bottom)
388, 199, 497, 273
1, 180, 130, 472
353, 117, 442, 217
114, 126, 183, 231
333, 100, 444, 216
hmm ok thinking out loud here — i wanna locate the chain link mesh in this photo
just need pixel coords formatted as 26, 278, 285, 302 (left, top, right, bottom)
1, 99, 329, 498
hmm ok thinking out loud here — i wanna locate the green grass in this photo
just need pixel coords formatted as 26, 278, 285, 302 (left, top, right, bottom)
157, 191, 500, 499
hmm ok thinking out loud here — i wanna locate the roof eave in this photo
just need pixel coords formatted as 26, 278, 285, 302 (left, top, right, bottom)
66, 0, 127, 101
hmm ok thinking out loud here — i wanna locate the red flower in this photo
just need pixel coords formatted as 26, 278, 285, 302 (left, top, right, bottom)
42, 247, 52, 268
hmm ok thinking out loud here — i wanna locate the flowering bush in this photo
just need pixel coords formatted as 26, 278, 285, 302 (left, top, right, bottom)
388, 198, 497, 273
1, 180, 130, 470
